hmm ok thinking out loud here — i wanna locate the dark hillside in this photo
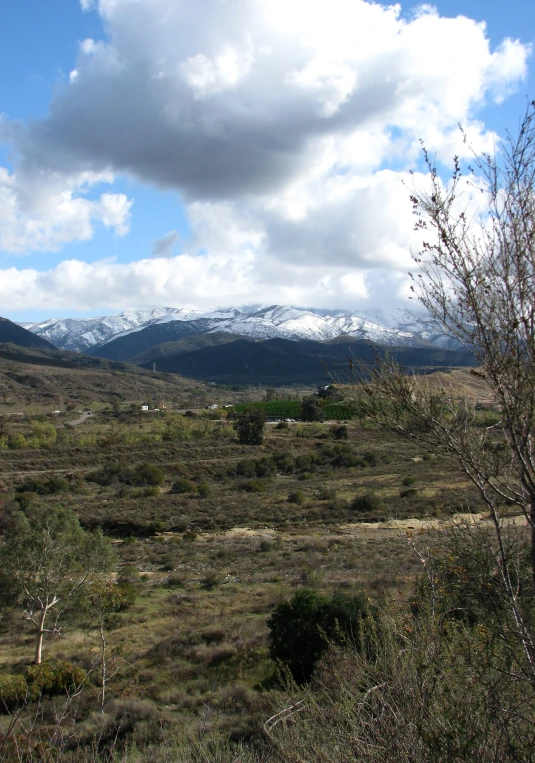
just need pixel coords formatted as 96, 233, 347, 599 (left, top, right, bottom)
90, 319, 218, 361
0, 317, 56, 350
138, 337, 473, 385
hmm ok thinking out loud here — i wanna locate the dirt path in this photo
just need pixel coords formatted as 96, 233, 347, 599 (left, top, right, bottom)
66, 411, 94, 426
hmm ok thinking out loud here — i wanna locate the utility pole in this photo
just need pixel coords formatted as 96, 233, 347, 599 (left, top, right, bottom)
153, 362, 156, 373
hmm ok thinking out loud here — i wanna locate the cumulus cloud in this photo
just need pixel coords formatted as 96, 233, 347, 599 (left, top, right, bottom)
0, 0, 531, 311
0, 165, 131, 253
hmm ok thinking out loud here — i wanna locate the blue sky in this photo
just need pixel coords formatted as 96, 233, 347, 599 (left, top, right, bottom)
0, 0, 533, 321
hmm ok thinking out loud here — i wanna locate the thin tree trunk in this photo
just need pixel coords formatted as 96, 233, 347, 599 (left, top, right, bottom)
35, 609, 47, 665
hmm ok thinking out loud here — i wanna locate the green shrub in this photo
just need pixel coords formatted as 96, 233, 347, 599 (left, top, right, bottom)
0, 674, 28, 711
351, 492, 385, 513
402, 476, 416, 486
400, 488, 418, 498
237, 459, 257, 477
331, 424, 349, 440
288, 490, 305, 505
16, 477, 69, 495
171, 478, 198, 494
129, 463, 165, 487
198, 481, 212, 498
268, 589, 369, 683
273, 451, 294, 474
239, 479, 267, 493
0, 661, 87, 713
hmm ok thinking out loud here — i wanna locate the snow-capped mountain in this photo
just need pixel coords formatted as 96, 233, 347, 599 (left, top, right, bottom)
21, 307, 203, 352
22, 304, 446, 353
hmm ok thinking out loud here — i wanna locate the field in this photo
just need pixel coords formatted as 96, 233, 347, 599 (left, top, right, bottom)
0, 384, 500, 756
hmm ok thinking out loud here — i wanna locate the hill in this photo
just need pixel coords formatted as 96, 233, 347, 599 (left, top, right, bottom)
137, 337, 474, 385
0, 344, 211, 408
0, 317, 56, 350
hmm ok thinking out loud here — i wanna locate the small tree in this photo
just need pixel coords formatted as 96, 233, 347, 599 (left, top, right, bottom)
268, 589, 370, 683
0, 507, 116, 664
300, 397, 325, 422
233, 410, 265, 445
351, 102, 535, 687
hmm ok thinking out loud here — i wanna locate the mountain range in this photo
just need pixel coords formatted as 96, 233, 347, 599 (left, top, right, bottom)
22, 305, 453, 354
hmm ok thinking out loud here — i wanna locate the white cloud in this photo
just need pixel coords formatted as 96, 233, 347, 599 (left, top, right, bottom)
0, 0, 531, 311
0, 166, 131, 253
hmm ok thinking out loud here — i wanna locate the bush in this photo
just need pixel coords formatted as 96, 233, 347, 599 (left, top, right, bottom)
237, 459, 257, 478
331, 424, 349, 440
238, 479, 267, 493
400, 488, 418, 498
198, 481, 212, 498
288, 490, 304, 505
233, 411, 265, 445
128, 463, 165, 487
16, 477, 69, 495
171, 478, 198, 495
0, 660, 87, 713
268, 589, 369, 683
351, 493, 385, 513
300, 397, 325, 422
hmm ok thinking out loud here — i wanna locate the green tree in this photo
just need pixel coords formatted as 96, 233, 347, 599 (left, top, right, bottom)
0, 507, 116, 664
268, 589, 369, 683
300, 396, 325, 422
233, 410, 265, 445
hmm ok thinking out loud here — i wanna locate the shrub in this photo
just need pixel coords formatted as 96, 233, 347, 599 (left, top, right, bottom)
239, 479, 267, 493
237, 459, 257, 478
331, 424, 349, 440
255, 457, 277, 478
288, 490, 305, 505
402, 476, 416, 486
0, 661, 87, 712
268, 589, 369, 683
128, 463, 165, 487
275, 421, 289, 430
351, 493, 385, 513
300, 397, 325, 422
273, 451, 295, 474
171, 478, 198, 495
233, 411, 265, 445
400, 488, 418, 498
198, 481, 212, 498
16, 477, 69, 495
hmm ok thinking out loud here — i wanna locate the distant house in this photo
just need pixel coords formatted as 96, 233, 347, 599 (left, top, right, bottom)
208, 404, 219, 410
141, 405, 149, 411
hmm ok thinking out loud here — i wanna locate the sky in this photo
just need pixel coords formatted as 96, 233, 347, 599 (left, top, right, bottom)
0, 0, 534, 322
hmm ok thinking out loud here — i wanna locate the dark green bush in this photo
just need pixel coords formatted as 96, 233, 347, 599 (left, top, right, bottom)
268, 589, 369, 683
16, 477, 69, 495
171, 478, 198, 495
0, 660, 87, 713
351, 493, 385, 513
238, 479, 267, 493
237, 459, 257, 477
288, 490, 304, 505
331, 424, 349, 440
197, 481, 212, 498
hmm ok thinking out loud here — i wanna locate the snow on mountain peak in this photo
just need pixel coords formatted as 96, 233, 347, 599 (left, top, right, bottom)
22, 304, 444, 353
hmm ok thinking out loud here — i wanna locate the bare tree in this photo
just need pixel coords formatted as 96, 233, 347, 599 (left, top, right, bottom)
351, 101, 535, 683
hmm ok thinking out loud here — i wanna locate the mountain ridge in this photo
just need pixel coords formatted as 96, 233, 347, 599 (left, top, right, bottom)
22, 305, 453, 354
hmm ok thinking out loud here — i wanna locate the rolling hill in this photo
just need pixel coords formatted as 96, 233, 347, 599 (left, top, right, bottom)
137, 337, 474, 385
0, 317, 56, 350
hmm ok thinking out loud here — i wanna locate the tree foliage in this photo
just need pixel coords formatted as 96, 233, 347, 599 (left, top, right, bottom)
268, 589, 370, 683
0, 507, 116, 664
233, 410, 266, 445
